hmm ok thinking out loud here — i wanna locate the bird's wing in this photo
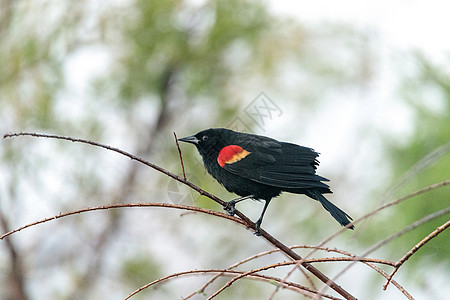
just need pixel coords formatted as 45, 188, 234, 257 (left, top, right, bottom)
221, 141, 330, 190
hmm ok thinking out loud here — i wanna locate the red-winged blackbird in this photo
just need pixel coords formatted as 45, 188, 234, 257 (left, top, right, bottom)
179, 128, 354, 235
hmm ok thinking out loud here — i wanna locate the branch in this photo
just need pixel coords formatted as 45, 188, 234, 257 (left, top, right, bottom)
207, 257, 394, 299
183, 248, 285, 299
257, 180, 450, 299
0, 203, 245, 240
303, 180, 450, 262
187, 244, 409, 300
125, 269, 341, 300
128, 254, 393, 300
383, 219, 450, 289
282, 245, 412, 300
315, 207, 450, 298
173, 132, 186, 180
184, 247, 317, 300
2, 132, 356, 300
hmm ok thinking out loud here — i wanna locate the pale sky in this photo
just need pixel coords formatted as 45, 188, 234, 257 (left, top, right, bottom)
270, 0, 450, 58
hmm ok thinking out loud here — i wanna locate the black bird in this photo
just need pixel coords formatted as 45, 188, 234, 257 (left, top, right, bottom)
178, 128, 353, 235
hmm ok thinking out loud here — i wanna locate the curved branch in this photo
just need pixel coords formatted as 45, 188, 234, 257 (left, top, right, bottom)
383, 219, 450, 289
2, 132, 356, 300
125, 269, 341, 300
303, 180, 450, 262
0, 203, 245, 240
315, 208, 450, 298
207, 257, 395, 299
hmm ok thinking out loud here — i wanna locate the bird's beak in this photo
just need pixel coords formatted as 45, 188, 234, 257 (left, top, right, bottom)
178, 134, 199, 144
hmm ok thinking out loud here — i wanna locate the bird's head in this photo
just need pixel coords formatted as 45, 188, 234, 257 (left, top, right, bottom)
178, 128, 232, 158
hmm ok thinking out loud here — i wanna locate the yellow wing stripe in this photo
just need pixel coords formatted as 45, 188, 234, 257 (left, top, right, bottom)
225, 149, 251, 165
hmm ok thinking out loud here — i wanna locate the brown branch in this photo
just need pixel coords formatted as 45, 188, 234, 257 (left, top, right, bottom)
125, 269, 341, 300
383, 219, 450, 289
2, 132, 356, 300
207, 257, 394, 299
0, 203, 245, 240
269, 261, 305, 300
129, 253, 394, 300
285, 245, 412, 299
173, 132, 186, 180
261, 181, 450, 299
184, 247, 317, 300
362, 207, 450, 256
317, 207, 449, 298
303, 180, 450, 262
183, 248, 284, 299
363, 263, 413, 299
187, 244, 404, 300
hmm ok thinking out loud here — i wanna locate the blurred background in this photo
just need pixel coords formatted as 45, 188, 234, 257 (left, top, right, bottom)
1, 0, 449, 299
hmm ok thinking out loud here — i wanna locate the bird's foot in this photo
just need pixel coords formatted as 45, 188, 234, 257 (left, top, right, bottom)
223, 200, 236, 216
253, 229, 262, 236
253, 220, 262, 236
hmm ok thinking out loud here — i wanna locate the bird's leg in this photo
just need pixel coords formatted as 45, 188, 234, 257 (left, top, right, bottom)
223, 195, 254, 216
254, 199, 271, 236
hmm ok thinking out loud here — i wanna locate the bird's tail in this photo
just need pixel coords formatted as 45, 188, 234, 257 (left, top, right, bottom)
307, 189, 354, 229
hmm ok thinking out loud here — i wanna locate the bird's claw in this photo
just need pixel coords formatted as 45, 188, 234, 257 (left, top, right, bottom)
253, 228, 262, 236
253, 220, 262, 236
223, 200, 236, 216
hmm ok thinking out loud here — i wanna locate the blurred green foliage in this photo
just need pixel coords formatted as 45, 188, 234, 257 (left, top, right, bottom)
106, 0, 273, 105
364, 55, 450, 270
121, 254, 162, 287
389, 56, 450, 263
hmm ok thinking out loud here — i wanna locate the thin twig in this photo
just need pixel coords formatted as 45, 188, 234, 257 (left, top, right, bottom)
288, 245, 412, 299
382, 142, 450, 204
173, 132, 186, 180
184, 247, 315, 300
363, 263, 413, 299
263, 180, 450, 299
383, 219, 450, 289
316, 207, 450, 298
304, 180, 450, 262
183, 249, 283, 300
268, 261, 304, 300
207, 257, 394, 299
125, 269, 341, 300
0, 203, 245, 240
128, 255, 394, 300
2, 132, 356, 300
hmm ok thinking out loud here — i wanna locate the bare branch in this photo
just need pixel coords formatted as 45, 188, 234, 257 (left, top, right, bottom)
382, 142, 450, 202
0, 203, 245, 240
207, 257, 395, 299
183, 248, 284, 299
2, 132, 357, 300
316, 207, 449, 297
362, 263, 413, 300
173, 132, 186, 180
383, 219, 450, 289
289, 246, 412, 299
184, 247, 318, 300
125, 269, 341, 300
304, 180, 450, 262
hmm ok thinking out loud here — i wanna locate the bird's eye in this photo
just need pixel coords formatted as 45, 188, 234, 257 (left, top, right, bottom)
202, 135, 208, 141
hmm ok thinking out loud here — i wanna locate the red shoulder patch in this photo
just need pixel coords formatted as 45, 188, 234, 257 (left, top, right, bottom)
217, 145, 251, 167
